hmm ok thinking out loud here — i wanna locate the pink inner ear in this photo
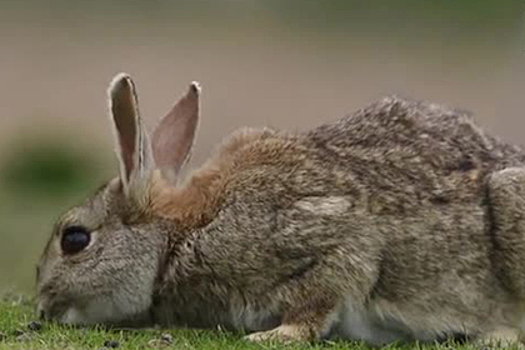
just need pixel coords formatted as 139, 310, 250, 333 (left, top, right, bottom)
115, 115, 136, 181
152, 83, 200, 184
111, 76, 140, 182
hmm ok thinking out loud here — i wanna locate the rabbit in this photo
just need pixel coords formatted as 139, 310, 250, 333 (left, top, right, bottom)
36, 72, 525, 346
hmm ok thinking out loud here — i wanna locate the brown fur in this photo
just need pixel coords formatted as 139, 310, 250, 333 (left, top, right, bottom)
150, 128, 281, 228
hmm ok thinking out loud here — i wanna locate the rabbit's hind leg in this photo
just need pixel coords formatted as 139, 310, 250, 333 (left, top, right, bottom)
475, 327, 524, 349
488, 167, 525, 299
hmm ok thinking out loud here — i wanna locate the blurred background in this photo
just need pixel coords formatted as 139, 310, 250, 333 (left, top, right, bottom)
0, 0, 523, 293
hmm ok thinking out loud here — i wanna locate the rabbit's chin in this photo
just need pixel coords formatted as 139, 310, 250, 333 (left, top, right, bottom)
54, 295, 153, 327
60, 307, 93, 325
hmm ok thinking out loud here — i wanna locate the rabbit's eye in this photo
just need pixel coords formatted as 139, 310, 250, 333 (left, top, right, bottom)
61, 226, 90, 254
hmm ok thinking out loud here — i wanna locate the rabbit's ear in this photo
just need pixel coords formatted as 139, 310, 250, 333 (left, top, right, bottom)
152, 82, 200, 185
109, 73, 154, 200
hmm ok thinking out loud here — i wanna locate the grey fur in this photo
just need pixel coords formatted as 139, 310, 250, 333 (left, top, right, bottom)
37, 77, 525, 346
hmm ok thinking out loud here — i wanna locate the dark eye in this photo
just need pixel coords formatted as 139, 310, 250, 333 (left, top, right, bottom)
61, 226, 91, 255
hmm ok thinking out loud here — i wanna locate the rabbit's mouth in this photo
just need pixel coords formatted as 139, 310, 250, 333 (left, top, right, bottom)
37, 297, 71, 323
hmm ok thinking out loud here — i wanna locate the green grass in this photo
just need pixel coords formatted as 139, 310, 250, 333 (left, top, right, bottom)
0, 294, 515, 350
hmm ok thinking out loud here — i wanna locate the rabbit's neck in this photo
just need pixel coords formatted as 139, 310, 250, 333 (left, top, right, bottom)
149, 166, 226, 230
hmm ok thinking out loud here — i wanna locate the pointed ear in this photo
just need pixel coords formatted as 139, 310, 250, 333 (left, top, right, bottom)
108, 73, 154, 200
152, 82, 200, 185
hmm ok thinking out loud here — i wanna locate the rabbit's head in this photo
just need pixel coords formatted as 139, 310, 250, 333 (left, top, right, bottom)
36, 73, 200, 325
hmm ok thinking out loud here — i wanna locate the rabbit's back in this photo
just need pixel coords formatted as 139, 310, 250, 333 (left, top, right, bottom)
305, 96, 525, 212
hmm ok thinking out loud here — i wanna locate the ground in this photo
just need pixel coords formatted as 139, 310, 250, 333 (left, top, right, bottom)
0, 294, 519, 350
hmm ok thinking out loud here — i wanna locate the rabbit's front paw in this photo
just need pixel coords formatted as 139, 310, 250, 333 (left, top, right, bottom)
245, 324, 312, 343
